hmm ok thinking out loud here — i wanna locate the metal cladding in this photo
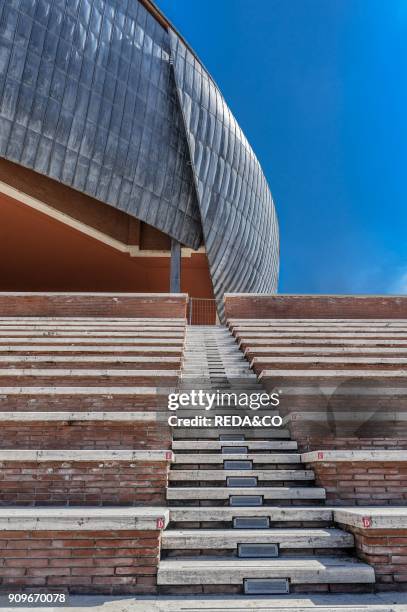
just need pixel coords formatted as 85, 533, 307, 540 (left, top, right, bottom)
0, 0, 279, 306
0, 0, 201, 249
169, 31, 279, 307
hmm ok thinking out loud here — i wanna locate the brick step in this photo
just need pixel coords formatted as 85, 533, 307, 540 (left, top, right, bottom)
168, 506, 333, 524
228, 317, 407, 325
0, 356, 181, 369
0, 450, 172, 506
0, 345, 183, 356
0, 325, 185, 332
0, 368, 179, 386
0, 387, 169, 411
0, 331, 185, 339
161, 528, 354, 551
168, 469, 314, 482
0, 338, 184, 346
240, 338, 407, 348
259, 369, 407, 384
245, 346, 407, 357
172, 440, 298, 451
0, 411, 169, 449
0, 506, 169, 594
251, 356, 407, 373
233, 325, 407, 334
236, 331, 407, 339
167, 487, 326, 502
157, 555, 375, 590
0, 316, 185, 322
173, 453, 301, 465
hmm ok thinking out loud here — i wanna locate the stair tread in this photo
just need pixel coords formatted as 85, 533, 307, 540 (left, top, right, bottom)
172, 441, 297, 450
169, 470, 314, 480
167, 487, 326, 499
157, 555, 375, 584
162, 527, 354, 547
169, 506, 333, 521
174, 453, 301, 463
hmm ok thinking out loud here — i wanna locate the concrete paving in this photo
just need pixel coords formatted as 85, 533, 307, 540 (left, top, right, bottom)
1, 592, 407, 611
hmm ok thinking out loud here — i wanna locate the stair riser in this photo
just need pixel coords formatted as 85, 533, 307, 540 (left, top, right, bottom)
157, 584, 374, 595
163, 548, 351, 558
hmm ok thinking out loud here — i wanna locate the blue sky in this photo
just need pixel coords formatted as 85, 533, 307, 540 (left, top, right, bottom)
157, 0, 407, 294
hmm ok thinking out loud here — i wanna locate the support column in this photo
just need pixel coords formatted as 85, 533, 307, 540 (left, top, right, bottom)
170, 239, 181, 293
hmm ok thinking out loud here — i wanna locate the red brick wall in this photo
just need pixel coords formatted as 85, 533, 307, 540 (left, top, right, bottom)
224, 294, 407, 320
0, 373, 178, 386
0, 395, 167, 412
288, 418, 407, 452
0, 293, 188, 318
338, 524, 407, 591
307, 461, 407, 505
0, 421, 171, 450
0, 529, 161, 594
0, 461, 169, 506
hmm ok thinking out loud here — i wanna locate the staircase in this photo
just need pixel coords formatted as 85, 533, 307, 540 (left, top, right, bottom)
157, 326, 375, 595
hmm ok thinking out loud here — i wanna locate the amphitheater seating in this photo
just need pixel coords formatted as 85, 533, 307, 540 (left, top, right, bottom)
226, 295, 407, 453
0, 293, 187, 594
0, 508, 168, 594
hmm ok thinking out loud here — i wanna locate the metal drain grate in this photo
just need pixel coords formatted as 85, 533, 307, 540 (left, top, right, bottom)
244, 578, 289, 595
238, 543, 279, 558
233, 517, 270, 529
229, 495, 263, 506
227, 476, 257, 487
224, 460, 252, 470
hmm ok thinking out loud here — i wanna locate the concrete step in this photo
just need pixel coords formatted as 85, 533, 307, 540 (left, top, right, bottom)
259, 369, 407, 385
233, 325, 407, 333
245, 346, 407, 357
0, 331, 185, 338
172, 440, 298, 451
93, 593, 404, 611
0, 345, 183, 356
161, 528, 354, 550
239, 338, 407, 347
0, 337, 184, 345
173, 453, 302, 464
167, 487, 326, 501
169, 506, 333, 523
237, 331, 407, 339
228, 317, 407, 329
173, 428, 291, 439
0, 356, 181, 369
0, 317, 185, 323
0, 368, 179, 386
168, 470, 314, 482
157, 555, 374, 586
251, 356, 407, 373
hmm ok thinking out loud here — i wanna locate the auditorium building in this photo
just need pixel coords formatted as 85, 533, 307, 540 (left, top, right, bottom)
0, 0, 279, 313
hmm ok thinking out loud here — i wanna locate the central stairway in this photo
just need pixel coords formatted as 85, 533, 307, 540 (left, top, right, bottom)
157, 326, 375, 595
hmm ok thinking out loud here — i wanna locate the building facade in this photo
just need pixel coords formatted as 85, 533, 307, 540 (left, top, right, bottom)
0, 0, 279, 312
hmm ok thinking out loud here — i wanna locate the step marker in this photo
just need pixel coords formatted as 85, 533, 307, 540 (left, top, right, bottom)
227, 476, 257, 487
229, 495, 263, 506
238, 543, 279, 558
224, 460, 252, 470
222, 446, 248, 454
244, 578, 289, 595
233, 516, 270, 529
